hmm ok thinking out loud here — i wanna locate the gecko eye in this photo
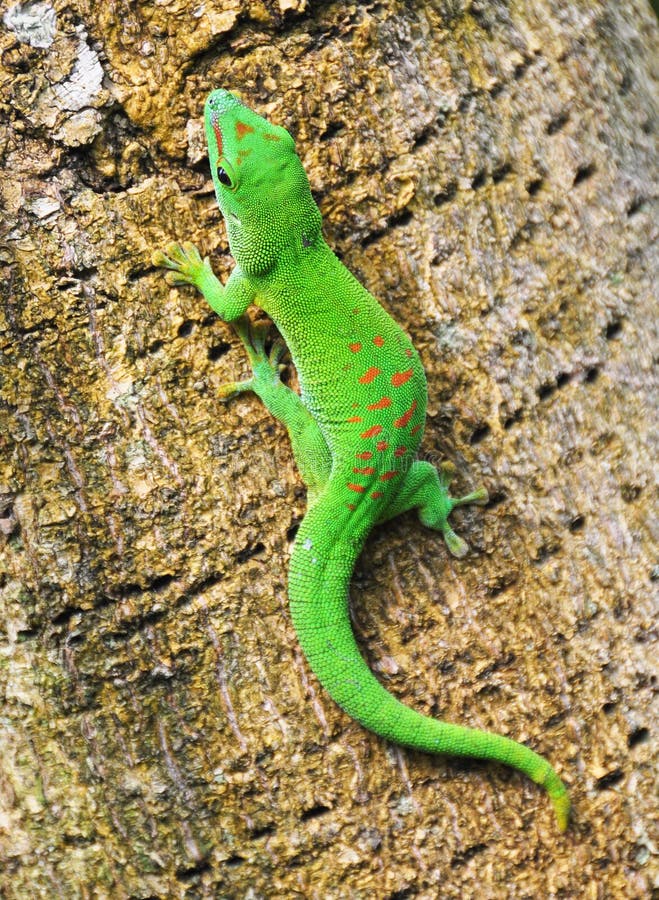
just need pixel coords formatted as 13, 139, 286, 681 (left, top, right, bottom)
217, 166, 232, 187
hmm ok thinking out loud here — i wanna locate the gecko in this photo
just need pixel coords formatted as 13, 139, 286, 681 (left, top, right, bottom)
152, 89, 570, 831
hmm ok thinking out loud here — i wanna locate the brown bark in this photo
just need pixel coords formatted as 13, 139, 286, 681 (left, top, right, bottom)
0, 1, 657, 896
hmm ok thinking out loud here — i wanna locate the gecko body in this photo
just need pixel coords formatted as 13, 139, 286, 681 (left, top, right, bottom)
153, 90, 570, 830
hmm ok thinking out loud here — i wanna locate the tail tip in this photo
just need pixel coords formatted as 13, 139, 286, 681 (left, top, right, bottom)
553, 791, 571, 832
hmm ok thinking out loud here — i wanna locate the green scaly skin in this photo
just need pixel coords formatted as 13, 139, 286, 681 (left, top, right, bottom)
152, 90, 570, 831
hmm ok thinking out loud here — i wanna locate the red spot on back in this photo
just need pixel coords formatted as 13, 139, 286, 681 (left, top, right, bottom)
263, 132, 282, 141
373, 335, 384, 347
347, 482, 366, 493
347, 503, 356, 511
235, 121, 254, 140
394, 446, 407, 457
376, 440, 389, 451
359, 366, 381, 384
352, 308, 360, 315
356, 451, 373, 460
380, 470, 399, 481
391, 368, 414, 387
347, 415, 363, 423
411, 423, 422, 435
367, 396, 392, 411
349, 342, 362, 353
361, 425, 383, 439
394, 399, 417, 428
353, 466, 375, 475
371, 491, 384, 499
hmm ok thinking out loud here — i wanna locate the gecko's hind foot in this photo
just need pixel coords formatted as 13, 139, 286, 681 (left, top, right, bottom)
226, 317, 289, 401
416, 461, 488, 558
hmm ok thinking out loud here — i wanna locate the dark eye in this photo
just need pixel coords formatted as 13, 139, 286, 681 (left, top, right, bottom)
217, 166, 232, 187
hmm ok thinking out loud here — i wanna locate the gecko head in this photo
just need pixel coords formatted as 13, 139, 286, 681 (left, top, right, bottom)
205, 89, 322, 275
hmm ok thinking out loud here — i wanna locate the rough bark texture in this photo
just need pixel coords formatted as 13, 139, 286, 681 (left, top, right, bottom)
0, 1, 657, 897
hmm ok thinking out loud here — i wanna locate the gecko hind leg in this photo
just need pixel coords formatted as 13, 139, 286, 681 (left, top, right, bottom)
377, 460, 488, 557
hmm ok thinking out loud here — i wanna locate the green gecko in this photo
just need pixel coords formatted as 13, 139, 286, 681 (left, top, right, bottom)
152, 89, 570, 831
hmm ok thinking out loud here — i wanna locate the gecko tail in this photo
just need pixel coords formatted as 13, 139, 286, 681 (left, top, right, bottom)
288, 494, 570, 832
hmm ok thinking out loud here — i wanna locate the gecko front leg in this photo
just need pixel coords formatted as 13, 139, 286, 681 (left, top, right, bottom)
151, 241, 252, 322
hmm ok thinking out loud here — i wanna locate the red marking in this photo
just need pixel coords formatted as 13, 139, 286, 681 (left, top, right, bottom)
394, 399, 417, 428
347, 416, 363, 423
347, 482, 366, 493
349, 342, 362, 353
394, 446, 407, 457
356, 451, 373, 460
376, 440, 389, 451
361, 425, 383, 439
212, 120, 223, 157
371, 491, 384, 499
263, 133, 282, 141
391, 368, 414, 387
380, 470, 399, 481
359, 366, 381, 384
347, 503, 356, 511
353, 466, 375, 475
235, 121, 254, 140
406, 349, 413, 357
411, 423, 422, 435
367, 396, 392, 411
373, 335, 384, 347
352, 308, 360, 315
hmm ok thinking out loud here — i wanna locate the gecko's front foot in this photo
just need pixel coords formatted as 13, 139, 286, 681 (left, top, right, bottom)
151, 241, 212, 290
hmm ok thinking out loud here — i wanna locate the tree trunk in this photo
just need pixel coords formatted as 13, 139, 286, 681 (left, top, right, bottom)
1, 1, 656, 896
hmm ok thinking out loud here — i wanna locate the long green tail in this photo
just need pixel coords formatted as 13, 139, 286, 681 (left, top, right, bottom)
288, 494, 570, 831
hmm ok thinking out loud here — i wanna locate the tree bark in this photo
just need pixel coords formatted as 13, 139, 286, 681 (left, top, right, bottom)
1, 1, 657, 896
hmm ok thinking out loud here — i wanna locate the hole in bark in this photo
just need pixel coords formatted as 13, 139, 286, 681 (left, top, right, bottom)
52, 606, 83, 627
537, 382, 556, 401
605, 320, 623, 339
301, 804, 331, 822
150, 574, 176, 592
627, 727, 649, 748
451, 843, 488, 867
492, 161, 512, 183
320, 120, 345, 141
485, 490, 507, 509
469, 423, 491, 444
208, 341, 231, 361
573, 163, 596, 186
627, 196, 646, 216
17, 628, 38, 641
595, 768, 624, 790
177, 320, 195, 337
584, 366, 600, 383
235, 542, 265, 564
503, 409, 523, 429
433, 182, 457, 207
471, 169, 487, 190
569, 514, 585, 532
250, 823, 276, 838
546, 111, 569, 134
527, 178, 543, 196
